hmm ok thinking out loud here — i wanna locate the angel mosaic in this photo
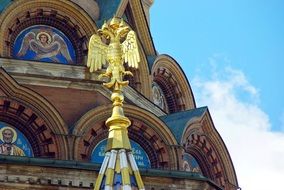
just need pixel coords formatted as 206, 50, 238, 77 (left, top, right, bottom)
13, 26, 76, 64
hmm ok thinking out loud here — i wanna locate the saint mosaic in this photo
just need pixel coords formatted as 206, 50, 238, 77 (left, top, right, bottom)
0, 122, 33, 157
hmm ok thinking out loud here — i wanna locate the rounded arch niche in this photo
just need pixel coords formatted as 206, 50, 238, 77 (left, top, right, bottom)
0, 0, 97, 64
0, 96, 67, 159
72, 104, 179, 170
151, 54, 196, 113
0, 68, 68, 159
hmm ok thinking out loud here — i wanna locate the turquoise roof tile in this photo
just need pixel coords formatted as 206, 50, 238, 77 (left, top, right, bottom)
96, 0, 122, 27
0, 0, 11, 13
160, 107, 208, 143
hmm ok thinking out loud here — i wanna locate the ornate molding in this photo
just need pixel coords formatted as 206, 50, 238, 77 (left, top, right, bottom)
0, 68, 68, 159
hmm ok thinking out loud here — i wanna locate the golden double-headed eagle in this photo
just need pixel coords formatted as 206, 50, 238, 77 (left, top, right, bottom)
87, 17, 140, 89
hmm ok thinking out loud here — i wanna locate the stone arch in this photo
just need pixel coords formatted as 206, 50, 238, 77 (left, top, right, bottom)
181, 111, 238, 190
0, 68, 68, 159
0, 0, 97, 64
121, 21, 151, 97
151, 54, 196, 113
72, 104, 179, 170
185, 132, 226, 186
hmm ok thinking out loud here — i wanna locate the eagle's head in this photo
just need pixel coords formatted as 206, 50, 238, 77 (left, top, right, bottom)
109, 17, 121, 30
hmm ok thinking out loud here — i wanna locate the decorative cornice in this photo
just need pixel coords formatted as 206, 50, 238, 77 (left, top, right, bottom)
0, 58, 164, 116
0, 155, 223, 190
124, 86, 165, 116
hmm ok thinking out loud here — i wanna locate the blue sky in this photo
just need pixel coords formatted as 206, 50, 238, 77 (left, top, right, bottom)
150, 1, 284, 189
150, 0, 284, 132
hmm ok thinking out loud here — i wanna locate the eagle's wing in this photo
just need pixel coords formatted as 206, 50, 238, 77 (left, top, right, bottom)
17, 32, 36, 56
53, 34, 73, 63
87, 34, 108, 72
121, 30, 140, 69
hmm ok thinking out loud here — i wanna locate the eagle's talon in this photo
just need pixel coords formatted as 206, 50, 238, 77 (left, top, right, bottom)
123, 71, 133, 76
99, 73, 109, 79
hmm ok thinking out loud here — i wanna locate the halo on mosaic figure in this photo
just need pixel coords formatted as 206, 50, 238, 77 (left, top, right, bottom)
36, 31, 52, 44
0, 126, 17, 143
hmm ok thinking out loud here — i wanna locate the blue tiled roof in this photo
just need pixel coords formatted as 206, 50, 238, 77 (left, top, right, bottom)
0, 0, 11, 13
96, 0, 122, 27
160, 107, 208, 143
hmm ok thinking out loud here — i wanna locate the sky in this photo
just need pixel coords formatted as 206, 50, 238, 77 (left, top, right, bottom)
150, 1, 284, 190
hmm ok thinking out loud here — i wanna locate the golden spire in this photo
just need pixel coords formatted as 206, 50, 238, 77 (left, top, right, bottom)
87, 17, 144, 190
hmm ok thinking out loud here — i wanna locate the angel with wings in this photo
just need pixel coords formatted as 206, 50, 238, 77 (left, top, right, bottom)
87, 17, 140, 89
16, 30, 73, 64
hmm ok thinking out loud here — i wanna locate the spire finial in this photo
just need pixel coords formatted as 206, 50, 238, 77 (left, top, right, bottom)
87, 16, 144, 190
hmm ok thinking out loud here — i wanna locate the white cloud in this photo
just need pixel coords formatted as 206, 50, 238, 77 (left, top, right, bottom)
192, 60, 284, 190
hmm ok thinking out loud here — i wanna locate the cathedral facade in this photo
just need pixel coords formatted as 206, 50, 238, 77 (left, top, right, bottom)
0, 0, 238, 189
